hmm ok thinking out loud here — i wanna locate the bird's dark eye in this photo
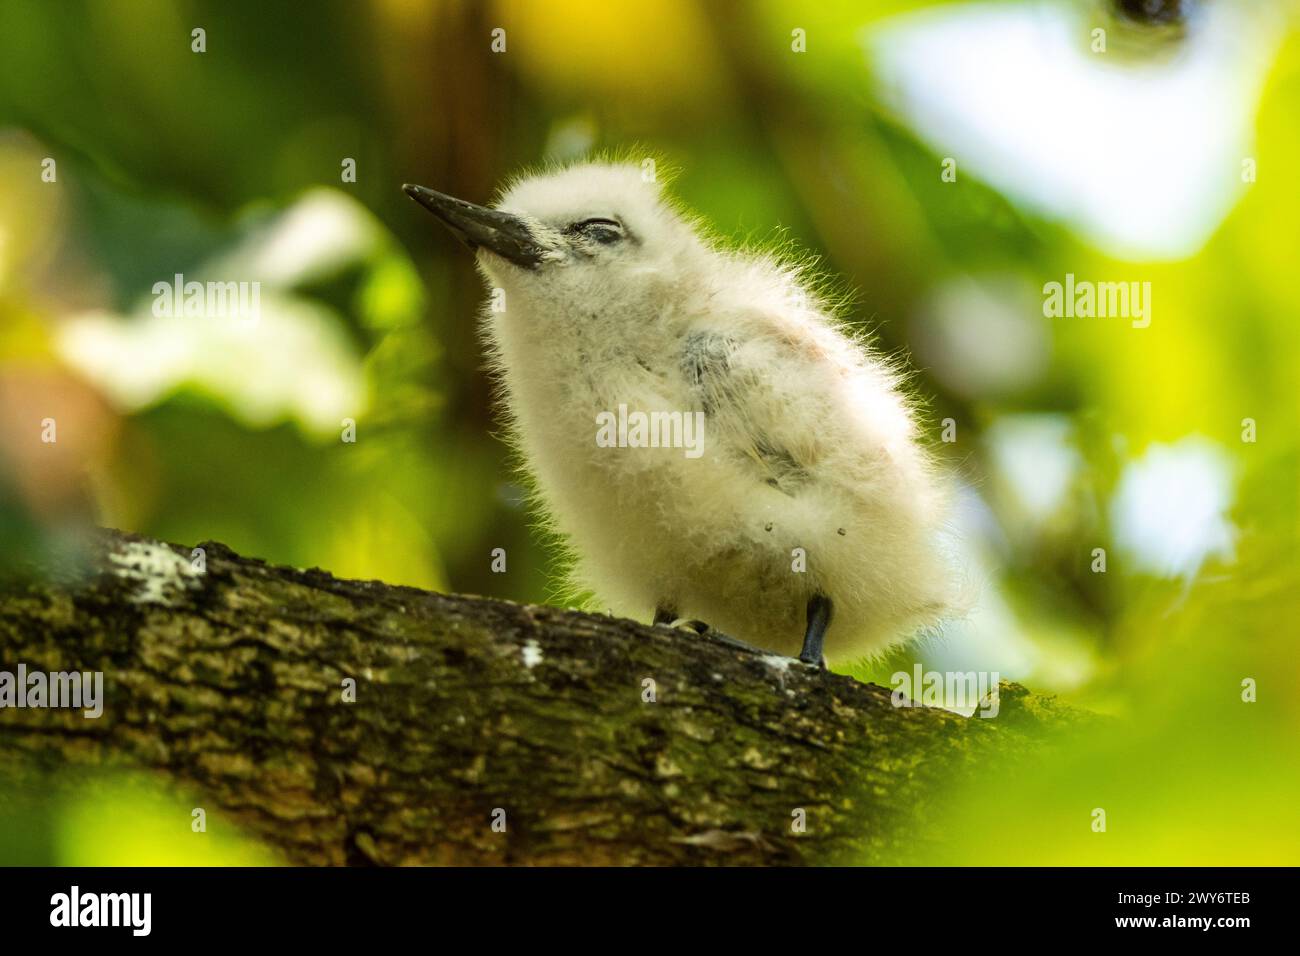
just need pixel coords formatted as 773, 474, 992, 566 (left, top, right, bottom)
565, 218, 624, 245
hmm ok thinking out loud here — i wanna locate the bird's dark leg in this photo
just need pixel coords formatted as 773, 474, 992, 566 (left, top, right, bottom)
799, 593, 833, 668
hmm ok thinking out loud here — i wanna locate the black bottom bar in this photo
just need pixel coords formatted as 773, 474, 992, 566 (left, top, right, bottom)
0, 866, 1289, 942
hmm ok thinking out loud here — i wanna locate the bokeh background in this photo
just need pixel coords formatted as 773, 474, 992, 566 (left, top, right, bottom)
1, 0, 1297, 864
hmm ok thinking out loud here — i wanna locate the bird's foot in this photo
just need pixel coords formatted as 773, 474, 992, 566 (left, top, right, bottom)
660, 616, 759, 655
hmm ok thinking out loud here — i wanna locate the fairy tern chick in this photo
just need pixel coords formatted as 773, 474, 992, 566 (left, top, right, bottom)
403, 162, 957, 665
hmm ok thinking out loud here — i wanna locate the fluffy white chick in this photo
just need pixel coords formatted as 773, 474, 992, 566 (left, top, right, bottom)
404, 162, 957, 665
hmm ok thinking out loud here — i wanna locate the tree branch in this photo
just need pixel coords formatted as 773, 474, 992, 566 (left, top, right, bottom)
0, 529, 1091, 865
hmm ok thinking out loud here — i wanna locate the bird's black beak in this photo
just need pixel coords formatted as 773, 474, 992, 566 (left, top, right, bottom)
402, 184, 546, 269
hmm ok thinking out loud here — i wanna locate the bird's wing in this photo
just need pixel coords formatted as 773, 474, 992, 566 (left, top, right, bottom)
679, 326, 836, 495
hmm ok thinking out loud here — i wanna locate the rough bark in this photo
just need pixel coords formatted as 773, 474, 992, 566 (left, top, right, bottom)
0, 528, 1092, 865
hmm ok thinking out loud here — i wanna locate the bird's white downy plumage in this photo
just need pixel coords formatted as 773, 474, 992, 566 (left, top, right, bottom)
472, 161, 957, 663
